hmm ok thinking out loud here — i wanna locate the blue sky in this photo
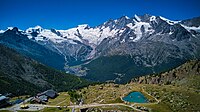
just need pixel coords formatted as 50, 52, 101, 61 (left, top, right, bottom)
0, 0, 200, 30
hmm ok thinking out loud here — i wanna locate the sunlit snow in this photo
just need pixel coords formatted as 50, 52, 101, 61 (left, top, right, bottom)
181, 24, 200, 32
159, 16, 180, 25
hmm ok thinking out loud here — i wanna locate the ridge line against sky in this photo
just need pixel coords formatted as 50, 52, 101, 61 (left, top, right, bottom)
0, 0, 200, 30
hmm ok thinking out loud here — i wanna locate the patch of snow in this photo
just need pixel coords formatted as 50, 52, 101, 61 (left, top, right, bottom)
99, 27, 119, 43
25, 27, 78, 44
59, 25, 114, 45
129, 22, 154, 42
134, 14, 141, 22
150, 16, 156, 22
18, 29, 23, 32
27, 35, 33, 39
101, 26, 105, 29
132, 27, 142, 41
85, 26, 117, 44
125, 16, 130, 19
169, 31, 173, 35
126, 23, 133, 28
129, 37, 134, 39
79, 27, 101, 44
119, 28, 125, 34
120, 39, 125, 43
0, 30, 4, 33
181, 24, 200, 32
38, 29, 66, 43
159, 16, 180, 25
59, 23, 120, 45
34, 36, 45, 41
77, 24, 89, 28
7, 27, 13, 30
133, 19, 138, 23
68, 40, 77, 44
58, 28, 83, 43
26, 25, 43, 33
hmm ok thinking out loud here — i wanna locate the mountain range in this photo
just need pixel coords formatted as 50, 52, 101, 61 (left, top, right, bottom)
1, 14, 200, 83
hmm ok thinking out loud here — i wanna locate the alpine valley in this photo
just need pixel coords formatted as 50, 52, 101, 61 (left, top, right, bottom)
1, 14, 200, 84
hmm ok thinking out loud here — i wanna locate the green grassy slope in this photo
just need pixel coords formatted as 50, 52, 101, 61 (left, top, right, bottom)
0, 44, 92, 96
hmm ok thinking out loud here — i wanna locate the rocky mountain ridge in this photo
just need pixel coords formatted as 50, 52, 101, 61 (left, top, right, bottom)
132, 60, 200, 89
1, 14, 200, 83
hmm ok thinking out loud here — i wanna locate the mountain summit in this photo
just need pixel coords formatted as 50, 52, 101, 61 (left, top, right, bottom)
1, 14, 200, 83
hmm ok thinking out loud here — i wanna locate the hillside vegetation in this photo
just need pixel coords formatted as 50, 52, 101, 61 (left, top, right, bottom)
75, 60, 200, 112
83, 55, 185, 83
0, 44, 92, 96
132, 60, 200, 89
1, 59, 200, 112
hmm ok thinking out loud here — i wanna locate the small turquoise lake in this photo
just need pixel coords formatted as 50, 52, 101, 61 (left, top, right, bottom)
122, 92, 148, 103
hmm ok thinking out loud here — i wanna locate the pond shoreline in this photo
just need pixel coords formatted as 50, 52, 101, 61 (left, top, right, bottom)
122, 91, 148, 103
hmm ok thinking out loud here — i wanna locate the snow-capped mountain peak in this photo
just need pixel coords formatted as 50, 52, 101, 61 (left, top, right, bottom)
26, 25, 43, 33
159, 16, 180, 25
21, 14, 199, 46
22, 14, 196, 45
0, 27, 14, 33
1, 14, 200, 81
7, 27, 14, 30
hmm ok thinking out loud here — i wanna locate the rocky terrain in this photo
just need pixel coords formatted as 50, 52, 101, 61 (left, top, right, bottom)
132, 60, 200, 88
1, 14, 200, 83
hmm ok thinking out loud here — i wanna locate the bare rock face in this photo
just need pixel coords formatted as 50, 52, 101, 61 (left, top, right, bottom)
1, 14, 200, 83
